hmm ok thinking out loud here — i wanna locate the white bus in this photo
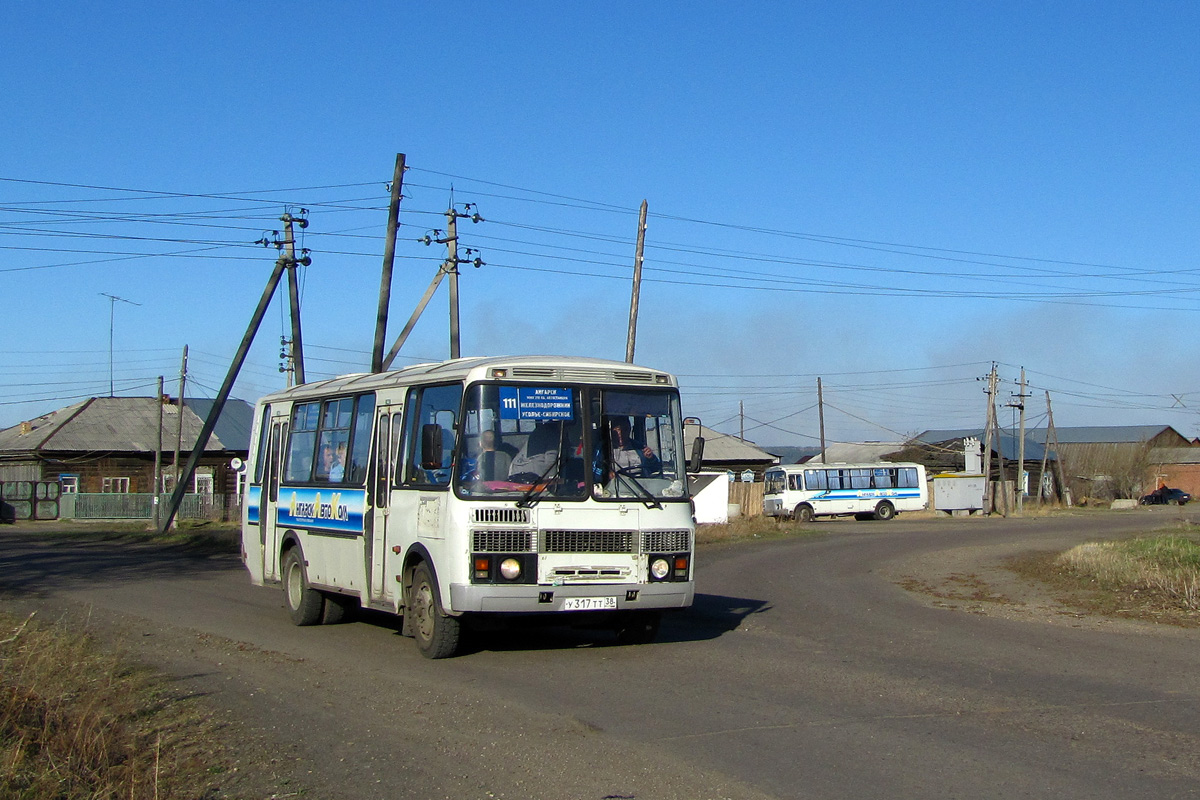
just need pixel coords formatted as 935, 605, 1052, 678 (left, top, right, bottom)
762, 462, 927, 522
242, 355, 695, 658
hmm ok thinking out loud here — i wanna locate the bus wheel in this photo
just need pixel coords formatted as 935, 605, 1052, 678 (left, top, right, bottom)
282, 546, 324, 626
615, 611, 661, 645
873, 501, 896, 521
321, 592, 357, 625
794, 504, 814, 523
409, 563, 461, 659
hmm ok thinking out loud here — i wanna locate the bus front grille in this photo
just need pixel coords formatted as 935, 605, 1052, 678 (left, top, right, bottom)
642, 529, 691, 552
542, 529, 635, 554
472, 529, 537, 553
473, 507, 531, 525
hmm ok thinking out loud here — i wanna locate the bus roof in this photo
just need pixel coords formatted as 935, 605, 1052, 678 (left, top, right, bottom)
767, 461, 925, 472
254, 355, 679, 405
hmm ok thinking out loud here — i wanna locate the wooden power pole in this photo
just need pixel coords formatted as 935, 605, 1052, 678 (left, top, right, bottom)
817, 377, 827, 464
372, 153, 407, 373
625, 200, 648, 363
281, 212, 308, 385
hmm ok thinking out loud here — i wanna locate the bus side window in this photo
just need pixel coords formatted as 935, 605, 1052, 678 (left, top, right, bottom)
402, 384, 463, 487
347, 394, 375, 485
252, 406, 271, 485
285, 402, 321, 482
390, 413, 404, 487
899, 467, 918, 488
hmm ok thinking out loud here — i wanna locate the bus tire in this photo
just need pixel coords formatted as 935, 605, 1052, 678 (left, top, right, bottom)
409, 562, 461, 659
282, 546, 325, 626
320, 592, 357, 625
873, 501, 896, 521
794, 504, 814, 523
615, 611, 661, 645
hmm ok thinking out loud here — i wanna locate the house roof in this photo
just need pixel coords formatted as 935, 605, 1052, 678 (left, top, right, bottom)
0, 397, 254, 455
802, 442, 906, 464
1026, 425, 1187, 444
1150, 447, 1200, 465
913, 428, 1047, 462
684, 424, 778, 465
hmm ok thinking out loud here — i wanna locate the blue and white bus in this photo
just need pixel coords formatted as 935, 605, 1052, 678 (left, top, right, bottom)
762, 462, 927, 522
242, 355, 695, 658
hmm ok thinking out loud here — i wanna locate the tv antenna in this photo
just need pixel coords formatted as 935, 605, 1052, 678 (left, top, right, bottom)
99, 293, 140, 397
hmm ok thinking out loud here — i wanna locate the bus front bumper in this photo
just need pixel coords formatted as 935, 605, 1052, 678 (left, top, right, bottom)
448, 581, 694, 614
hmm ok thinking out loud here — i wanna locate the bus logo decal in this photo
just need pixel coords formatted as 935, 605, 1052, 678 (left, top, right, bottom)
276, 487, 365, 534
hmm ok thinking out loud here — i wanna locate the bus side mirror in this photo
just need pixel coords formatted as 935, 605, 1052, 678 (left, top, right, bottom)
689, 436, 705, 473
421, 424, 443, 469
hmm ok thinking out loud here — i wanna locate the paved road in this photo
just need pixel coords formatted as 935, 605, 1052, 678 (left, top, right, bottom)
2, 511, 1198, 799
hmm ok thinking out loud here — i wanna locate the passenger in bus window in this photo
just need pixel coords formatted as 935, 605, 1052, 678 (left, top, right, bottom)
329, 442, 346, 482
318, 444, 335, 481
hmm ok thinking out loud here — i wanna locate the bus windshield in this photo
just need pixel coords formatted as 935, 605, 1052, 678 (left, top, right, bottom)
456, 383, 687, 502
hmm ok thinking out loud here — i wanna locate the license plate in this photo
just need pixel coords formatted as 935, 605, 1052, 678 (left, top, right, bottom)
561, 596, 618, 611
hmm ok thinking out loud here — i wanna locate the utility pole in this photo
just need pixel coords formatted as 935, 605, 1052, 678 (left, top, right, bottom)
1037, 390, 1051, 505
153, 375, 163, 530
446, 209, 461, 359
995, 368, 1009, 516
739, 400, 745, 441
372, 153, 407, 373
817, 377, 827, 464
1045, 391, 1071, 506
625, 200, 648, 364
173, 345, 188, 498
161, 256, 291, 532
99, 293, 140, 396
382, 203, 483, 367
1008, 367, 1029, 513
281, 212, 308, 385
981, 363, 1001, 514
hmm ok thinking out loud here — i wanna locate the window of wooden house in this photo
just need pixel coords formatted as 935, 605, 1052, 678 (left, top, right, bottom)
102, 477, 130, 493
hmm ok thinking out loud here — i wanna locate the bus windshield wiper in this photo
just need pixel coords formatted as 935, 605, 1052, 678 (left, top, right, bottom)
516, 459, 561, 508
613, 470, 662, 509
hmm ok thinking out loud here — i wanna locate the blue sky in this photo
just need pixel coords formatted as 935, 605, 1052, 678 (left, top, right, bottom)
3, 2, 1199, 447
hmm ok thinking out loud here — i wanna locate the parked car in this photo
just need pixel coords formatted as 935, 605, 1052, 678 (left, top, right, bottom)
1140, 486, 1192, 506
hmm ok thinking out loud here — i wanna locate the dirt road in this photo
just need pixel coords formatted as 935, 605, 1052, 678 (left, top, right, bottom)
2, 509, 1197, 799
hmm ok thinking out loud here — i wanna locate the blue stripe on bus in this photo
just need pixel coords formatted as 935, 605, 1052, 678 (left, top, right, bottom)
812, 490, 921, 501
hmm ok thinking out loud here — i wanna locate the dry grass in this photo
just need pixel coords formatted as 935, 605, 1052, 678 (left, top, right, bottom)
1056, 533, 1200, 611
0, 611, 226, 799
1006, 526, 1200, 626
696, 515, 824, 546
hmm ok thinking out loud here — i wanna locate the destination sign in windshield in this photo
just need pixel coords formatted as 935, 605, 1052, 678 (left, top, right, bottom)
499, 386, 575, 420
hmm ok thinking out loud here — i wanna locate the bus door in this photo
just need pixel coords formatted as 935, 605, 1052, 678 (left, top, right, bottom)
389, 384, 463, 563
261, 417, 286, 582
369, 408, 403, 601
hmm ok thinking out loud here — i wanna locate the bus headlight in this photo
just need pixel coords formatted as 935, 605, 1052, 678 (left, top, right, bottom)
650, 557, 670, 580
499, 558, 522, 580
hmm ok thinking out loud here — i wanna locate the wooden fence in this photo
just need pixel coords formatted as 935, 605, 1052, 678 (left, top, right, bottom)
57, 493, 241, 522
728, 481, 764, 518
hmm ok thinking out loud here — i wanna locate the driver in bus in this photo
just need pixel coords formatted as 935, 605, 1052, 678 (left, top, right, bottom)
601, 416, 661, 480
